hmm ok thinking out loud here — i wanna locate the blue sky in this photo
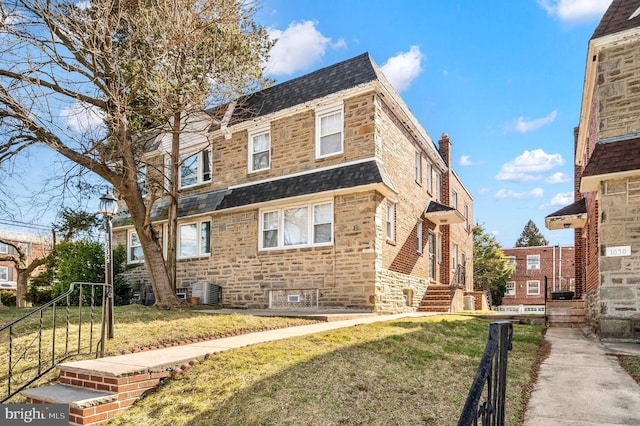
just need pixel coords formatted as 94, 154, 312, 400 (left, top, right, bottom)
254, 0, 613, 247
2, 0, 613, 248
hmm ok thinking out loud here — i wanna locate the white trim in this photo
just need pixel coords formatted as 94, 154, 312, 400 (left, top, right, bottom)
527, 280, 541, 296
505, 281, 516, 296
248, 123, 271, 173
315, 100, 344, 159
178, 220, 211, 259
259, 199, 334, 251
386, 201, 396, 242
526, 254, 540, 270
177, 148, 212, 189
0, 266, 8, 281
127, 230, 144, 264
416, 220, 423, 254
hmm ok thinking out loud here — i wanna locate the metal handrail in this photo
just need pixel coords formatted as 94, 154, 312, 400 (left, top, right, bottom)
458, 321, 513, 426
0, 282, 106, 402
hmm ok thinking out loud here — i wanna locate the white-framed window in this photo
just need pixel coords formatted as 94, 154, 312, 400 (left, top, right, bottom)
386, 201, 396, 242
527, 280, 540, 295
259, 201, 333, 250
0, 242, 7, 254
127, 230, 144, 264
416, 221, 423, 254
435, 172, 441, 201
428, 231, 436, 280
179, 148, 212, 188
451, 190, 458, 210
426, 162, 432, 194
315, 102, 343, 158
527, 255, 540, 270
452, 242, 459, 269
248, 124, 271, 173
506, 281, 516, 296
0, 266, 8, 281
415, 150, 421, 183
179, 220, 211, 258
437, 232, 442, 263
506, 256, 516, 268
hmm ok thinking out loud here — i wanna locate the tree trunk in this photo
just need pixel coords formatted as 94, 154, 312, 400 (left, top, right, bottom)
167, 112, 181, 292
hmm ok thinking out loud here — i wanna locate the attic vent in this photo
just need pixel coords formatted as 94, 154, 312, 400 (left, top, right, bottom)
630, 7, 640, 20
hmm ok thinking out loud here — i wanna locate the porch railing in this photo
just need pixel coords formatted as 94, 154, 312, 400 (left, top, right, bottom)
0, 282, 106, 403
458, 321, 513, 426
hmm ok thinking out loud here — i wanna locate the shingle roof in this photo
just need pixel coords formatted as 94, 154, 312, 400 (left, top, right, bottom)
424, 200, 456, 214
209, 52, 380, 127
582, 137, 640, 177
545, 198, 587, 219
113, 160, 387, 227
219, 160, 384, 209
592, 0, 640, 40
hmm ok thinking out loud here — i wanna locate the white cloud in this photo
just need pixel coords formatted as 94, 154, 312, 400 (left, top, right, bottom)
60, 101, 104, 134
265, 21, 342, 76
496, 149, 565, 182
503, 110, 558, 133
545, 171, 571, 183
495, 188, 544, 199
460, 155, 473, 166
537, 0, 612, 23
549, 191, 574, 206
380, 45, 424, 93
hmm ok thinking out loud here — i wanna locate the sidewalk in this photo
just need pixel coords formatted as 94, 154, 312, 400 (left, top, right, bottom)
524, 328, 640, 426
53, 311, 433, 378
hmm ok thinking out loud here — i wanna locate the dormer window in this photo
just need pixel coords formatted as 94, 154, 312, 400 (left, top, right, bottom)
248, 124, 271, 173
180, 148, 211, 189
315, 101, 344, 158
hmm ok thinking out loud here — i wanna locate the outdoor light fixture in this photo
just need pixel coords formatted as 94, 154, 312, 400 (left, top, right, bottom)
99, 192, 119, 217
99, 191, 118, 341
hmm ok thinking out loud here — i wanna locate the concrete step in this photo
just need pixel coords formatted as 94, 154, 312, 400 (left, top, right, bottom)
21, 384, 119, 425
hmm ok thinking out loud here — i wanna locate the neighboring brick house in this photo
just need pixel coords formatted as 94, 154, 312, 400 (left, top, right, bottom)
498, 246, 575, 314
546, 0, 640, 339
113, 53, 474, 313
0, 230, 52, 291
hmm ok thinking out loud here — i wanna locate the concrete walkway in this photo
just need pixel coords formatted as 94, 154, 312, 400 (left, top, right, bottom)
58, 311, 433, 376
524, 328, 640, 426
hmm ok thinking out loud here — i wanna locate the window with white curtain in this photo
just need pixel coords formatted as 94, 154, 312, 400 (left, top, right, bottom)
260, 201, 333, 250
179, 220, 211, 258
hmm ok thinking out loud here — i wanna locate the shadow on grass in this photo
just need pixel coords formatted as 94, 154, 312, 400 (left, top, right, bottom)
110, 318, 543, 426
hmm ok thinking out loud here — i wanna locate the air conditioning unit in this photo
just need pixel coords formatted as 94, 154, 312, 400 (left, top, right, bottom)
192, 282, 209, 305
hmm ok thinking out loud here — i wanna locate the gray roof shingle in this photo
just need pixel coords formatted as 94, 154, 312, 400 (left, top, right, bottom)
592, 0, 640, 40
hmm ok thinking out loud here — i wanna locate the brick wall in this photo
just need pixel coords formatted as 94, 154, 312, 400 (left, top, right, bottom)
501, 246, 575, 306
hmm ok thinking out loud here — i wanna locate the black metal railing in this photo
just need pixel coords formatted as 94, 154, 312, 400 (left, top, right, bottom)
458, 321, 513, 426
0, 282, 106, 403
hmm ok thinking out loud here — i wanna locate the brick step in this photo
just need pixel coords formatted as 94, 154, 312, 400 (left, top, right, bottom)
417, 306, 449, 313
21, 384, 119, 426
419, 300, 451, 306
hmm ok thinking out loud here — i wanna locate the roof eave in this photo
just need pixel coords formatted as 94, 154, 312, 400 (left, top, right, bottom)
580, 169, 640, 192
545, 214, 587, 230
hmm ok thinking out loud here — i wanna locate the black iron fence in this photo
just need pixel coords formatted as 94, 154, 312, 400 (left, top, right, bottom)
0, 282, 106, 403
458, 321, 513, 426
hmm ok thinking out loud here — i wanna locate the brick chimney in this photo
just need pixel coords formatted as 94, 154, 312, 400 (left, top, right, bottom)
438, 133, 451, 167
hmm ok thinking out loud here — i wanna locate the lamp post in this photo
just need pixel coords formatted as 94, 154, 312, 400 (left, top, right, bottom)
99, 191, 118, 340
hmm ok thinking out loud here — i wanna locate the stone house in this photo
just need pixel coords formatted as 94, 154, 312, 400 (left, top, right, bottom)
546, 0, 640, 339
113, 53, 475, 313
498, 245, 575, 314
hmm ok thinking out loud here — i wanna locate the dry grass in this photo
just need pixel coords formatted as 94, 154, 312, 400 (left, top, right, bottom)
617, 355, 640, 385
110, 316, 544, 426
0, 305, 317, 401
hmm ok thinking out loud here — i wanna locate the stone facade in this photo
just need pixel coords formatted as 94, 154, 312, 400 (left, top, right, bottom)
114, 55, 474, 313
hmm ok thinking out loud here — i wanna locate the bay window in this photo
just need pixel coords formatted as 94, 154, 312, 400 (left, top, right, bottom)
260, 201, 333, 250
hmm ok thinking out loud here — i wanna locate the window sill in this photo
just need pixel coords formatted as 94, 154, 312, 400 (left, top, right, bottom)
386, 238, 396, 246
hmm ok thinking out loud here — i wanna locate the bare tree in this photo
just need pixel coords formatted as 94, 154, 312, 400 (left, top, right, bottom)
0, 1, 270, 308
